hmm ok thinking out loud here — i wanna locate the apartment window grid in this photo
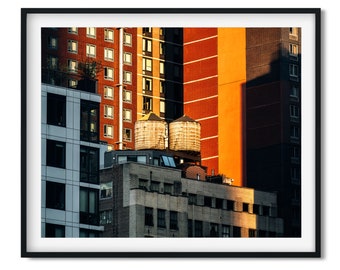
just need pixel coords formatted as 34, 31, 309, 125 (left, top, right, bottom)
123, 128, 132, 142
124, 33, 132, 46
160, 100, 165, 114
145, 207, 154, 226
47, 93, 66, 127
48, 56, 58, 70
290, 105, 300, 118
104, 48, 114, 61
80, 146, 99, 184
68, 27, 78, 34
142, 58, 152, 73
104, 105, 114, 119
290, 125, 300, 139
290, 85, 300, 100
67, 40, 78, 53
123, 90, 132, 103
80, 100, 99, 143
159, 61, 165, 76
289, 43, 299, 57
68, 59, 78, 73
104, 86, 114, 100
46, 181, 65, 210
79, 187, 99, 226
157, 209, 166, 229
46, 139, 66, 169
100, 210, 113, 225
142, 77, 152, 92
123, 52, 132, 65
86, 27, 96, 38
104, 28, 114, 42
123, 71, 132, 84
222, 225, 231, 237
103, 124, 114, 138
169, 211, 178, 230
123, 108, 132, 122
48, 37, 58, 49
100, 181, 112, 199
86, 44, 96, 58
142, 38, 152, 55
289, 64, 299, 79
68, 79, 77, 89
104, 67, 114, 80
45, 223, 65, 237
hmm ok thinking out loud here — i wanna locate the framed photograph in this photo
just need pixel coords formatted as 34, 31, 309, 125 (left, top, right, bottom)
21, 8, 321, 258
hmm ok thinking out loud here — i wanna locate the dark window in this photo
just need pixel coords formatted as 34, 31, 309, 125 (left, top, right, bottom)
46, 181, 65, 210
45, 223, 65, 237
150, 181, 160, 192
262, 206, 270, 216
210, 223, 219, 237
249, 229, 256, 237
164, 183, 172, 194
194, 220, 203, 237
226, 200, 234, 211
222, 225, 231, 237
157, 209, 166, 228
243, 203, 249, 212
46, 139, 65, 168
79, 187, 99, 226
145, 207, 154, 226
79, 229, 100, 237
216, 198, 223, 209
233, 226, 241, 237
188, 193, 197, 205
188, 219, 193, 237
47, 93, 66, 127
169, 211, 178, 230
80, 100, 99, 142
204, 196, 212, 207
80, 146, 99, 184
253, 204, 260, 214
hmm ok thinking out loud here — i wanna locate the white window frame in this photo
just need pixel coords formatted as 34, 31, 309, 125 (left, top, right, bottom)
123, 90, 132, 103
290, 105, 300, 118
48, 37, 58, 49
123, 109, 132, 122
104, 67, 114, 80
104, 105, 114, 119
160, 100, 165, 114
104, 28, 114, 42
290, 125, 300, 139
104, 86, 114, 100
104, 124, 113, 138
68, 59, 78, 73
86, 27, 96, 38
123, 52, 132, 65
142, 77, 152, 91
86, 44, 96, 58
104, 48, 114, 61
142, 38, 152, 53
123, 71, 132, 84
67, 40, 78, 53
290, 86, 299, 99
142, 58, 152, 72
123, 128, 132, 142
289, 64, 299, 77
124, 33, 132, 46
160, 61, 164, 75
289, 43, 299, 56
68, 27, 78, 34
48, 56, 58, 70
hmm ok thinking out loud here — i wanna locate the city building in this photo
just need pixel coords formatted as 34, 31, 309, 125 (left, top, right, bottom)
99, 150, 284, 237
41, 82, 107, 237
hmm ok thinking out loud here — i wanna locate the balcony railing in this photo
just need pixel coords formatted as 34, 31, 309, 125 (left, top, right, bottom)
42, 68, 98, 94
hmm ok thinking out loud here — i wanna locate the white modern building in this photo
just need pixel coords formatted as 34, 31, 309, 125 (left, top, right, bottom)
41, 81, 107, 237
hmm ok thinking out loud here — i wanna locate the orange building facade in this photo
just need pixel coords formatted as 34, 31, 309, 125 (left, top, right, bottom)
183, 28, 246, 186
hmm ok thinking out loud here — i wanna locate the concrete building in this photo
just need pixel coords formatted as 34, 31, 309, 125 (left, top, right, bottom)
99, 151, 284, 237
41, 82, 107, 237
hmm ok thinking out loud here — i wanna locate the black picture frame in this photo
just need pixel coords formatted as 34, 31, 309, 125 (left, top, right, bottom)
21, 8, 321, 258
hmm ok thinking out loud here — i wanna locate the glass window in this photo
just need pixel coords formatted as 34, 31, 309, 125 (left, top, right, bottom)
123, 90, 132, 103
86, 27, 96, 38
142, 38, 152, 53
123, 128, 132, 142
145, 207, 153, 226
123, 71, 132, 84
100, 210, 113, 225
124, 52, 132, 64
68, 59, 78, 73
80, 146, 99, 184
222, 225, 230, 237
79, 187, 99, 226
194, 220, 203, 237
170, 211, 178, 230
210, 223, 218, 237
104, 28, 114, 42
68, 27, 78, 34
157, 209, 166, 228
67, 40, 78, 53
45, 223, 65, 237
46, 139, 65, 168
104, 124, 113, 138
142, 58, 152, 72
47, 93, 66, 127
123, 109, 132, 122
46, 181, 65, 210
86, 44, 96, 57
100, 182, 112, 199
80, 100, 99, 142
48, 37, 58, 49
104, 105, 114, 119
104, 67, 114, 80
124, 33, 132, 46
104, 86, 114, 99
142, 77, 152, 91
104, 48, 114, 61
